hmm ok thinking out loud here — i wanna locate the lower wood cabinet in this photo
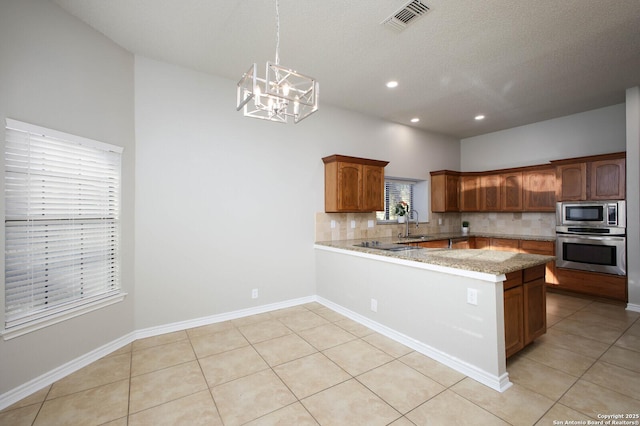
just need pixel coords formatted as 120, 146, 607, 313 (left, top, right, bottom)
504, 264, 546, 358
555, 268, 627, 302
413, 239, 450, 249
490, 238, 520, 252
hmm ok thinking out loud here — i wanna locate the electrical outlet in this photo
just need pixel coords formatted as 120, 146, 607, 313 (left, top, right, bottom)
467, 288, 478, 305
438, 218, 443, 225
351, 220, 356, 229
252, 289, 259, 299
368, 220, 374, 228
330, 220, 336, 229
370, 298, 378, 312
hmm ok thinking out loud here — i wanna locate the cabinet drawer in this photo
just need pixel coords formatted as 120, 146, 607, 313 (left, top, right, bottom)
504, 271, 523, 290
524, 264, 545, 282
520, 240, 554, 253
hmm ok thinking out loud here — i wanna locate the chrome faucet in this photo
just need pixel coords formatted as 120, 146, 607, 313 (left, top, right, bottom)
402, 210, 419, 238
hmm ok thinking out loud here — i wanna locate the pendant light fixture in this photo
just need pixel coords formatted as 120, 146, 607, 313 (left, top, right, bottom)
236, 0, 319, 124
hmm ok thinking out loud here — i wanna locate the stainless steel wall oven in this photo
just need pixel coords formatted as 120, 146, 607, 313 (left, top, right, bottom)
556, 201, 626, 276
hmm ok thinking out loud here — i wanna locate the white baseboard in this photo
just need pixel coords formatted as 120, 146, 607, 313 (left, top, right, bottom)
317, 296, 512, 393
134, 296, 316, 340
0, 295, 316, 411
1, 293, 512, 410
626, 303, 640, 313
0, 332, 136, 410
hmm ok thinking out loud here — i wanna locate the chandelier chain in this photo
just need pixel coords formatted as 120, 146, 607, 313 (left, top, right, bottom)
275, 0, 280, 65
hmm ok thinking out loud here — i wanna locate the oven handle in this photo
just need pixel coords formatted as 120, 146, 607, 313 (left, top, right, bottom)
556, 233, 626, 242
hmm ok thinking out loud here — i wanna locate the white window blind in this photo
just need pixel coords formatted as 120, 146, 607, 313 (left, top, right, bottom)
4, 119, 123, 331
376, 178, 416, 222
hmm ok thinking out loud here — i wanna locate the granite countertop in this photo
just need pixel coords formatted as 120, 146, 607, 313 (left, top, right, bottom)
315, 236, 555, 276
392, 232, 555, 244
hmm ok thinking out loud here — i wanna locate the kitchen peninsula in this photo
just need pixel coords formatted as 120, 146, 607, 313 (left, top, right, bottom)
314, 237, 554, 392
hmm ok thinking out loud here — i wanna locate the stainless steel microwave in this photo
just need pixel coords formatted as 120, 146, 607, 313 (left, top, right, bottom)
557, 201, 626, 228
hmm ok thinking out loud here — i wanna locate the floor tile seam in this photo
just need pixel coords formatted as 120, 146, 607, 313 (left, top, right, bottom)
11, 395, 47, 425
127, 387, 211, 417
579, 361, 640, 402
517, 350, 589, 380
192, 342, 253, 361
612, 341, 640, 354
521, 351, 597, 380
545, 325, 621, 348
191, 354, 223, 419
129, 357, 199, 379
395, 353, 467, 389
352, 373, 445, 416
541, 344, 638, 418
577, 378, 640, 403
44, 377, 131, 404
293, 328, 359, 353
431, 385, 517, 426
506, 364, 580, 403
126, 346, 133, 419
551, 318, 629, 339
562, 314, 637, 332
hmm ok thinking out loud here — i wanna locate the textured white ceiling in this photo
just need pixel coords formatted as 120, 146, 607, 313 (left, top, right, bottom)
53, 0, 640, 138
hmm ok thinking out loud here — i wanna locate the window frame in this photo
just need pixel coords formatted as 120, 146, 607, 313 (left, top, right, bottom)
376, 178, 417, 223
2, 119, 126, 340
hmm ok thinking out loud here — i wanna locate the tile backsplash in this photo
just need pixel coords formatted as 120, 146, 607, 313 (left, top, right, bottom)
461, 212, 556, 237
315, 211, 556, 241
315, 212, 461, 241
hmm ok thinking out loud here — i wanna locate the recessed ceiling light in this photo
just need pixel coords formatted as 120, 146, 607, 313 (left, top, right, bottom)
386, 81, 399, 88
475, 115, 485, 120
410, 118, 420, 123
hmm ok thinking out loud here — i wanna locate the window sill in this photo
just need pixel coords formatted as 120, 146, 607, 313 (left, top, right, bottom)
2, 292, 127, 341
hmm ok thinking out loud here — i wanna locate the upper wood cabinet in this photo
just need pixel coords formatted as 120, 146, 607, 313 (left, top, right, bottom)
431, 171, 460, 212
553, 153, 625, 201
430, 152, 625, 213
460, 175, 481, 211
323, 155, 388, 213
590, 158, 625, 200
522, 167, 556, 211
501, 172, 523, 211
556, 163, 587, 201
481, 174, 502, 211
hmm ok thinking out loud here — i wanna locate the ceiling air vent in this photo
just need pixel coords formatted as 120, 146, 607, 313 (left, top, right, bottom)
381, 0, 430, 32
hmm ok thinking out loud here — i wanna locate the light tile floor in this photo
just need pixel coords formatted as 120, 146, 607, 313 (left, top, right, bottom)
2, 292, 639, 425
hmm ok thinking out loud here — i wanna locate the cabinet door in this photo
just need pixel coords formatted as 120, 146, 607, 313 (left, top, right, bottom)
504, 286, 524, 358
460, 176, 480, 211
491, 238, 519, 252
523, 168, 556, 211
501, 172, 523, 211
361, 165, 384, 211
431, 173, 460, 212
589, 158, 625, 200
481, 174, 501, 211
337, 163, 362, 211
556, 163, 586, 201
523, 278, 546, 344
450, 239, 470, 249
472, 237, 491, 249
445, 174, 460, 211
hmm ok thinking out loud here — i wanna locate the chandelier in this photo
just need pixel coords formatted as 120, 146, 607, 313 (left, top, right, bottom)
236, 0, 319, 124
